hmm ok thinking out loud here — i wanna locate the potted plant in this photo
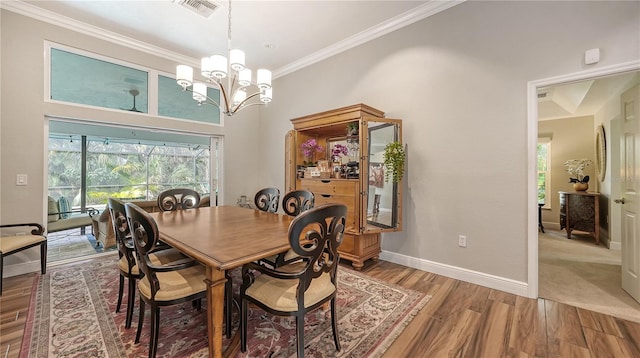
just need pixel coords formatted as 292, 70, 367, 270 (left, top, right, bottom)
564, 158, 592, 191
383, 141, 405, 183
301, 138, 323, 167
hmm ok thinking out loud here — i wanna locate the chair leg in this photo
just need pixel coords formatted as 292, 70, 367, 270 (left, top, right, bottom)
240, 299, 248, 352
296, 315, 305, 358
40, 242, 47, 274
0, 254, 4, 296
149, 304, 160, 358
135, 298, 145, 344
330, 298, 341, 351
125, 277, 136, 328
225, 272, 232, 338
116, 275, 125, 313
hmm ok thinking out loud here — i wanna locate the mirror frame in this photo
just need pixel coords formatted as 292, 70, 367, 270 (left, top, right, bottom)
366, 122, 399, 229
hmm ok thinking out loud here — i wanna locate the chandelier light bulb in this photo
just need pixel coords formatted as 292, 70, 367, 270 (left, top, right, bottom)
260, 87, 272, 103
192, 82, 207, 103
176, 65, 193, 89
256, 69, 272, 90
229, 49, 245, 72
238, 68, 252, 87
210, 55, 228, 79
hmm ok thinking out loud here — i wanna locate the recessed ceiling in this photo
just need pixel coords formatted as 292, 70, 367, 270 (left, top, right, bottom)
538, 71, 639, 121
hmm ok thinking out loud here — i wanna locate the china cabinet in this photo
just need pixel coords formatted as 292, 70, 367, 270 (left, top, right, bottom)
285, 104, 403, 269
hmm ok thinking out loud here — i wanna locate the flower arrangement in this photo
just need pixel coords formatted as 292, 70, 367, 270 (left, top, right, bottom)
331, 144, 348, 162
564, 159, 592, 183
301, 138, 323, 166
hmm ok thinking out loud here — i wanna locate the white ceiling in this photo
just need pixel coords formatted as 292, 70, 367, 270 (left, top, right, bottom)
9, 0, 459, 77
538, 71, 639, 121
4, 0, 636, 120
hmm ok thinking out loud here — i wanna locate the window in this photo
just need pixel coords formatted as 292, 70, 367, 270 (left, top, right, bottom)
48, 43, 221, 125
537, 138, 551, 208
48, 121, 219, 208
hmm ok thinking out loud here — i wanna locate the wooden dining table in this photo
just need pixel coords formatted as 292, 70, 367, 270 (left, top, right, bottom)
148, 205, 294, 358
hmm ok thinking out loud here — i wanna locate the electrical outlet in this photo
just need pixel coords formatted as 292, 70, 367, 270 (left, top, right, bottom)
458, 235, 467, 247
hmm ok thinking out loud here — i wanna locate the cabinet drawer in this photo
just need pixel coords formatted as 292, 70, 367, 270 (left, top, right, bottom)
314, 194, 356, 230
300, 179, 357, 196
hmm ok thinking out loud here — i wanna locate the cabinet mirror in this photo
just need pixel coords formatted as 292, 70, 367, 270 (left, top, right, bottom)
367, 122, 399, 229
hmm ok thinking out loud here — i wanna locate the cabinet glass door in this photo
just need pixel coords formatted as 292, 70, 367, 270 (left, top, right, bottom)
366, 121, 400, 229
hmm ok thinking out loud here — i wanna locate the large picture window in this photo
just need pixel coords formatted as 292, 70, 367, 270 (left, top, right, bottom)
48, 121, 218, 208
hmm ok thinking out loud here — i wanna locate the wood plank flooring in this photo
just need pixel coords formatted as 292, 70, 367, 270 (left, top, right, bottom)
1, 259, 639, 357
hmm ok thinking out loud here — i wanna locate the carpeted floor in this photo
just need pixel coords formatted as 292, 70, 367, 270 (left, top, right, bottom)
21, 254, 430, 357
539, 228, 640, 323
47, 227, 116, 262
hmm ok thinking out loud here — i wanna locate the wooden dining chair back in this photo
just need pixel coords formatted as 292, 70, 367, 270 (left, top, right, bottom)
157, 188, 201, 211
240, 204, 348, 358
254, 187, 280, 213
124, 202, 208, 358
108, 197, 140, 328
0, 223, 46, 295
282, 190, 315, 216
258, 189, 315, 268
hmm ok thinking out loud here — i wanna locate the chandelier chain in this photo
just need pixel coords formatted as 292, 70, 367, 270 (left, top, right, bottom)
227, 0, 232, 49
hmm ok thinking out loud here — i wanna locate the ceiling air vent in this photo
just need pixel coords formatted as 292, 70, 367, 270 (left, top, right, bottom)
537, 92, 548, 99
178, 0, 219, 18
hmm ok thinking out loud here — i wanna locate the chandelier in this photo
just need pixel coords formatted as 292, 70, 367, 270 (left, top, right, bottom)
175, 0, 272, 116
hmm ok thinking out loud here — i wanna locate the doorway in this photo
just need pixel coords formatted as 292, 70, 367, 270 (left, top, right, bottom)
528, 63, 640, 322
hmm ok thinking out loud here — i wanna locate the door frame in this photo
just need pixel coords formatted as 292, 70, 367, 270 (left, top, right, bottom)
526, 60, 640, 298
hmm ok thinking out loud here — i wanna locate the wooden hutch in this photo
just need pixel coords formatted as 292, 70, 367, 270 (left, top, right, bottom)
285, 104, 403, 269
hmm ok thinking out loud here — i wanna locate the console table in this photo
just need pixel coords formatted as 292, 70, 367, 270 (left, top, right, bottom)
559, 191, 600, 245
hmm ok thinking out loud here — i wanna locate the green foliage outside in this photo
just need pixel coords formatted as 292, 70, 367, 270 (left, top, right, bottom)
48, 137, 211, 207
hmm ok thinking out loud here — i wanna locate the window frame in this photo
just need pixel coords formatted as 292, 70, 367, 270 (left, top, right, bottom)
537, 137, 551, 209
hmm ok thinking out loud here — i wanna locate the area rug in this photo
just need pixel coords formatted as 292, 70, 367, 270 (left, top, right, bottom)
20, 254, 430, 357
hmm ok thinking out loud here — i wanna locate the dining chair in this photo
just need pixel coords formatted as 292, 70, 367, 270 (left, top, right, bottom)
240, 204, 347, 358
157, 188, 201, 211
108, 198, 187, 329
0, 223, 46, 295
254, 187, 280, 213
258, 190, 315, 268
124, 202, 208, 358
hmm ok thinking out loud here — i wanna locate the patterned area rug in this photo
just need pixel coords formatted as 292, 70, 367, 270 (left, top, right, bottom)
20, 254, 430, 357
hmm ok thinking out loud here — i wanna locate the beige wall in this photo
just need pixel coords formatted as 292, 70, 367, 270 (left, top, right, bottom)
260, 1, 640, 283
538, 116, 596, 229
2, 2, 640, 289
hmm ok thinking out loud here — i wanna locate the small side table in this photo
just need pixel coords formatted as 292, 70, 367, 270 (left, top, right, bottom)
538, 203, 545, 233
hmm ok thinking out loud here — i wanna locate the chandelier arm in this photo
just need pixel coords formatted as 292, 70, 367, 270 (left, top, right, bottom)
182, 88, 222, 108
231, 91, 263, 112
230, 101, 265, 115
217, 81, 232, 113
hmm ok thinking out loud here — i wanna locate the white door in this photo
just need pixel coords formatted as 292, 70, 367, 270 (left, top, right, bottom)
620, 84, 640, 303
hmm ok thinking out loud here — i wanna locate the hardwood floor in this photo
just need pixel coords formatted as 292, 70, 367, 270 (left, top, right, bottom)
2, 259, 639, 357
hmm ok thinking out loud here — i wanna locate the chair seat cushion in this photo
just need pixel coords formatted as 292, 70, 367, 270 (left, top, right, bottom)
138, 264, 206, 302
0, 235, 46, 254
118, 248, 186, 276
246, 263, 336, 312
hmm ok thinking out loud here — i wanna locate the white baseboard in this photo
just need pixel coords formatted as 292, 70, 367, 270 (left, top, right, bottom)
2, 260, 42, 278
379, 250, 529, 297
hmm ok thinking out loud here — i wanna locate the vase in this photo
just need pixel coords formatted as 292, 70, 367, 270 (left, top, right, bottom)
573, 182, 588, 191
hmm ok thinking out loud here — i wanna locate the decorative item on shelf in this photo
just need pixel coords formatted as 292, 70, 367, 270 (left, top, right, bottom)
317, 160, 331, 179
346, 122, 359, 139
331, 143, 348, 164
301, 138, 323, 167
564, 158, 592, 191
383, 141, 406, 183
175, 0, 272, 117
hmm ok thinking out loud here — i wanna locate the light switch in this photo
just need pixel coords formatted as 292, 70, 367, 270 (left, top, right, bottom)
16, 174, 28, 186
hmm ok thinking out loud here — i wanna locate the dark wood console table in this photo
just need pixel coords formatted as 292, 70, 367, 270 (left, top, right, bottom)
559, 191, 600, 245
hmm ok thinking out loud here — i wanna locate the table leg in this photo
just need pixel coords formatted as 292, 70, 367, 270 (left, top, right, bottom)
206, 267, 227, 358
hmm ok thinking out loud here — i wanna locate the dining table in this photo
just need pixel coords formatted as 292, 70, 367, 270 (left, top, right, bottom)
148, 205, 294, 358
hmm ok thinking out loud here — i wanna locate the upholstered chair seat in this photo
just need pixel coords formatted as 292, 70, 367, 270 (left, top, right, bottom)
0, 223, 47, 295
137, 264, 207, 302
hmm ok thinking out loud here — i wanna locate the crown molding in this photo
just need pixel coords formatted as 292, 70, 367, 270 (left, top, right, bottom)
1, 0, 465, 79
0, 0, 200, 67
273, 0, 466, 78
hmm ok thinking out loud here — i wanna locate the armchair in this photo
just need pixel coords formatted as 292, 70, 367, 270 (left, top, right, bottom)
0, 223, 47, 295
